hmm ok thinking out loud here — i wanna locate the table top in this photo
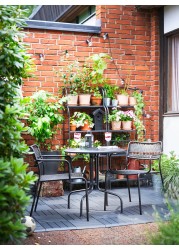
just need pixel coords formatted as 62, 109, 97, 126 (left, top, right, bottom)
65, 146, 126, 155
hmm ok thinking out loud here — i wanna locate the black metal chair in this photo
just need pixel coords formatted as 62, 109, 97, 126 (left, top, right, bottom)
104, 141, 163, 215
29, 144, 89, 221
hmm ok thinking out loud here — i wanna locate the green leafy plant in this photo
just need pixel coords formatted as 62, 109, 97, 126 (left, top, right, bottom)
103, 84, 119, 99
132, 90, 145, 141
88, 53, 110, 85
150, 203, 179, 244
24, 90, 64, 150
76, 64, 93, 94
107, 108, 124, 123
0, 5, 36, 244
155, 151, 179, 200
70, 112, 94, 129
59, 60, 80, 95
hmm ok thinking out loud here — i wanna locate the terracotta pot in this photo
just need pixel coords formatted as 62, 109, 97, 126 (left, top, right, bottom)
67, 94, 78, 106
129, 96, 136, 106
128, 158, 140, 180
70, 124, 77, 131
116, 94, 129, 106
117, 174, 125, 180
81, 121, 92, 131
91, 96, 102, 105
122, 121, 132, 130
111, 121, 121, 130
79, 94, 91, 106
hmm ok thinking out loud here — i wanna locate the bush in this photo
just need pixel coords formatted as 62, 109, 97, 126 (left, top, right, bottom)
150, 203, 179, 244
0, 6, 36, 244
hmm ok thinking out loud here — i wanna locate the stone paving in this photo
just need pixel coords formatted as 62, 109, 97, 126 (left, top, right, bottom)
27, 186, 168, 232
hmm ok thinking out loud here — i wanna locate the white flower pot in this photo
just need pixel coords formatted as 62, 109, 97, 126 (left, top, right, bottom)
122, 121, 132, 130
79, 94, 91, 106
67, 94, 78, 106
117, 94, 129, 106
111, 121, 122, 130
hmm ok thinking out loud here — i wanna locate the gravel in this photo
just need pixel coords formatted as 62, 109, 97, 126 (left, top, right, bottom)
23, 222, 158, 245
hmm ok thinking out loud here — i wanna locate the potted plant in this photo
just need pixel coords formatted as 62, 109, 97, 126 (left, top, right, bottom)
76, 64, 92, 106
70, 112, 94, 131
116, 86, 129, 106
88, 53, 111, 106
59, 61, 79, 105
120, 110, 135, 130
91, 87, 103, 105
89, 53, 110, 84
24, 90, 64, 150
107, 108, 124, 130
103, 83, 119, 106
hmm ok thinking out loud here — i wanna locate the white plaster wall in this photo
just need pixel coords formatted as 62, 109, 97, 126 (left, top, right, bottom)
163, 116, 179, 156
164, 5, 179, 34
163, 6, 179, 156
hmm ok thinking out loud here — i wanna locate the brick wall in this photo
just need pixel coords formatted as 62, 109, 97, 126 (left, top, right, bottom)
23, 5, 160, 149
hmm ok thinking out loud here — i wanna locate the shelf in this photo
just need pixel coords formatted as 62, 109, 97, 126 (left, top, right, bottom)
67, 105, 104, 108
69, 130, 107, 133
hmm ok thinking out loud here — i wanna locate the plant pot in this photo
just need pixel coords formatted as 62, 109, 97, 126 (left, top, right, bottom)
129, 96, 136, 106
111, 121, 121, 130
72, 166, 82, 183
79, 94, 91, 106
112, 99, 118, 106
91, 96, 102, 106
103, 97, 111, 106
81, 121, 92, 131
152, 174, 162, 193
117, 174, 125, 179
67, 94, 78, 106
128, 158, 140, 180
70, 124, 77, 131
122, 121, 132, 130
117, 94, 129, 106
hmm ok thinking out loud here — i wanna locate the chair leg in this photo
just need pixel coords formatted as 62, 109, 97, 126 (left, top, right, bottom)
68, 178, 89, 221
34, 182, 42, 212
137, 175, 142, 215
126, 176, 131, 202
30, 181, 40, 216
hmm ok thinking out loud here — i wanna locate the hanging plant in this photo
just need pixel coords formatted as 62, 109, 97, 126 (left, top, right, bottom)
132, 90, 145, 141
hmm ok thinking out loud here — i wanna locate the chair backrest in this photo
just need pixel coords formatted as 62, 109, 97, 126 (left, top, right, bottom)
30, 144, 46, 175
29, 144, 72, 176
127, 141, 162, 160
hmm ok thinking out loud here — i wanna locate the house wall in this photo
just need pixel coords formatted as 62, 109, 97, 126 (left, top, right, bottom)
163, 6, 179, 156
23, 5, 160, 155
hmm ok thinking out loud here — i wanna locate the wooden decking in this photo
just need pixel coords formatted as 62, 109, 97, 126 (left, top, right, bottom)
27, 186, 169, 232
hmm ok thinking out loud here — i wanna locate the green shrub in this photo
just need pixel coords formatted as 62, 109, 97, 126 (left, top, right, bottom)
150, 203, 179, 245
0, 158, 36, 244
0, 5, 36, 244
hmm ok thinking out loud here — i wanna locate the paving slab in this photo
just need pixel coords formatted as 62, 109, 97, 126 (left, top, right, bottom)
27, 186, 168, 232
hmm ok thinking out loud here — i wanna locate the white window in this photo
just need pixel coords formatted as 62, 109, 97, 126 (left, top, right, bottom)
167, 34, 179, 113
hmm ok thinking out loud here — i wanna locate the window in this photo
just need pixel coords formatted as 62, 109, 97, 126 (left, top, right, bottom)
167, 33, 179, 112
76, 6, 96, 25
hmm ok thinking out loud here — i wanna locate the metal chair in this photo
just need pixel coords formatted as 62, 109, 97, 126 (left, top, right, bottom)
104, 141, 163, 215
29, 144, 89, 221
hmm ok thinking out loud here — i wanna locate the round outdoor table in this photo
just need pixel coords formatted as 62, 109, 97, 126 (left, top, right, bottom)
65, 146, 126, 217
65, 146, 126, 190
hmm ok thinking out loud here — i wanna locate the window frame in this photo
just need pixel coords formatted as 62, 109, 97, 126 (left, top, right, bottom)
163, 28, 179, 116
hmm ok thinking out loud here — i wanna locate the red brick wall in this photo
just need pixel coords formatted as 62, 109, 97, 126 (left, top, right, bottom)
23, 5, 160, 149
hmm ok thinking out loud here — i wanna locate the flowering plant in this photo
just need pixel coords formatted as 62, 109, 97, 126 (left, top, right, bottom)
120, 110, 135, 121
107, 108, 124, 122
70, 112, 94, 128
